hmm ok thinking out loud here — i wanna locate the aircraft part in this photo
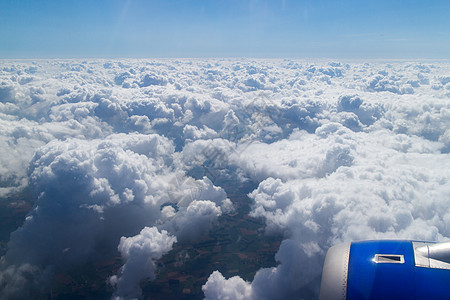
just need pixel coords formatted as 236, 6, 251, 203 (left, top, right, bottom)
320, 240, 450, 300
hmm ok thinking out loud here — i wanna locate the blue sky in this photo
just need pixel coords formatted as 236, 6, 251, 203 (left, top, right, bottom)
1, 0, 449, 59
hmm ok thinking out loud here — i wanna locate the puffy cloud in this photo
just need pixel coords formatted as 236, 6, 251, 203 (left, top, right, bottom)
204, 122, 450, 299
110, 227, 177, 300
336, 95, 383, 126
183, 124, 217, 142
0, 131, 228, 298
203, 271, 253, 300
367, 74, 414, 94
0, 83, 15, 103
137, 73, 168, 87
168, 200, 222, 243
4, 134, 173, 266
231, 124, 356, 182
0, 59, 449, 299
0, 117, 51, 196
439, 129, 450, 153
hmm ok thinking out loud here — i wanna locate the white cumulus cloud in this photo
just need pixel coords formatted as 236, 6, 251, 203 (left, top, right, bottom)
110, 227, 177, 300
0, 59, 449, 299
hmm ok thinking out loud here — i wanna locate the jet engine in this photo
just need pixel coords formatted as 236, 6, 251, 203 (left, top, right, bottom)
320, 240, 450, 300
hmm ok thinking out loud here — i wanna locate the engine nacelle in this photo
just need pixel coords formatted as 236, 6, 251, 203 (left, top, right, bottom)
320, 240, 450, 300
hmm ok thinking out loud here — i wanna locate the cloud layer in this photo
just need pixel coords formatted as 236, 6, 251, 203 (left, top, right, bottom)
0, 59, 449, 299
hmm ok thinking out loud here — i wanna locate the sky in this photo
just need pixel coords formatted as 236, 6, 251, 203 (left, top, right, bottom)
1, 0, 450, 59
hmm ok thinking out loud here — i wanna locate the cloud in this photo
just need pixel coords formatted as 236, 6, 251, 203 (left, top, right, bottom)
168, 200, 222, 243
110, 227, 177, 300
0, 117, 51, 196
0, 83, 15, 103
203, 271, 253, 300
4, 134, 172, 265
336, 95, 383, 126
0, 59, 449, 299
0, 264, 52, 300
137, 73, 168, 87
204, 122, 450, 299
0, 131, 228, 298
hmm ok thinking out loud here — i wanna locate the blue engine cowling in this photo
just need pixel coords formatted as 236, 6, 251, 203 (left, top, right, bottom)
320, 240, 450, 300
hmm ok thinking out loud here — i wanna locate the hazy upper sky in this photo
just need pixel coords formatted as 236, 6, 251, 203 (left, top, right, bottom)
1, 0, 449, 59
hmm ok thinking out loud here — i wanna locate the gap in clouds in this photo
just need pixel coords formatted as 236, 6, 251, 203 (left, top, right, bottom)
140, 174, 283, 299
